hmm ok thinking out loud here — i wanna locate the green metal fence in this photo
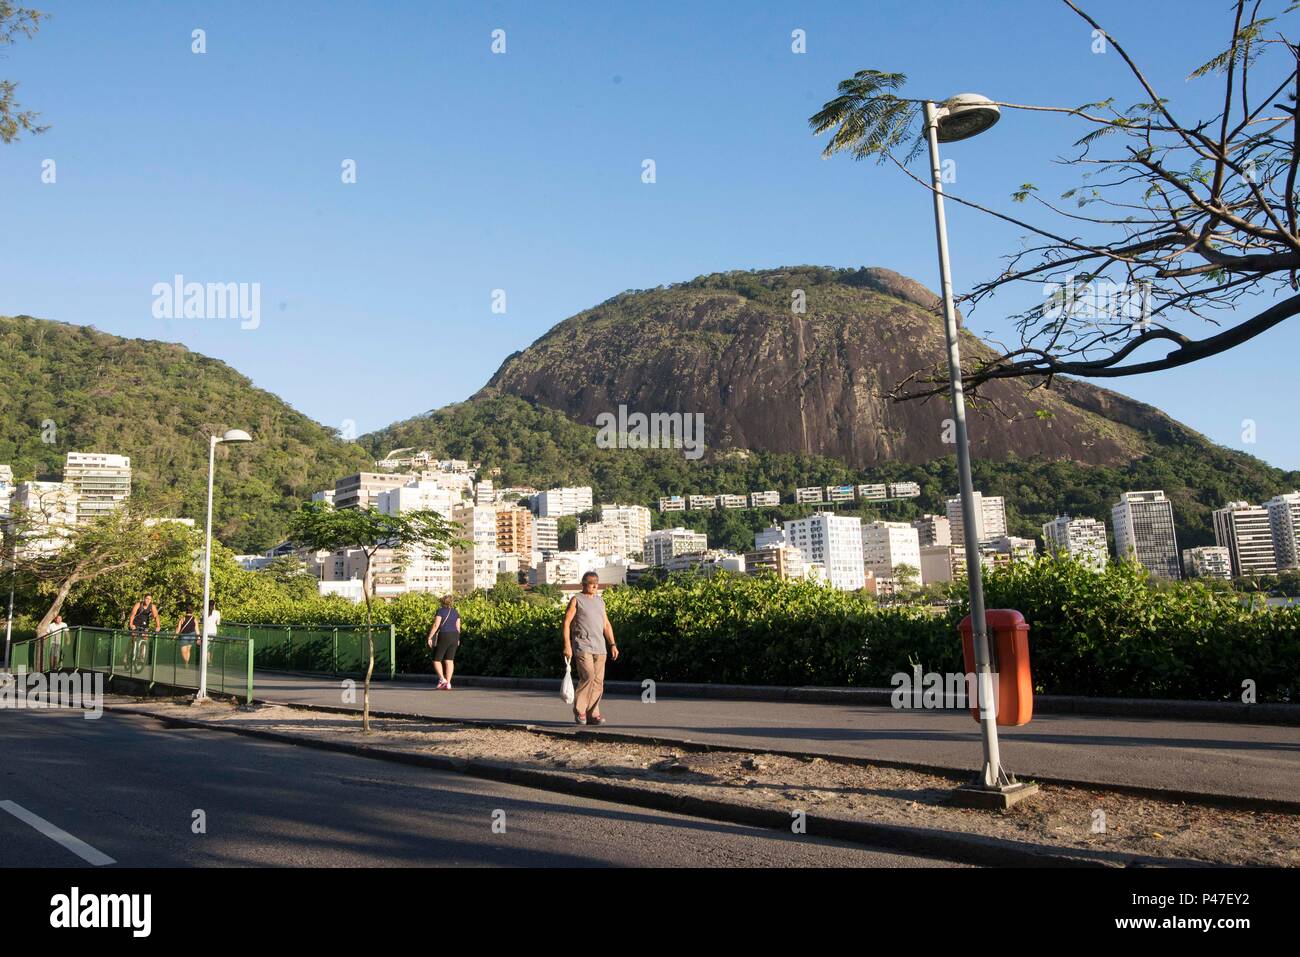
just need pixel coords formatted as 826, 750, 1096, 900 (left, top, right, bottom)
6, 626, 255, 703
218, 622, 396, 678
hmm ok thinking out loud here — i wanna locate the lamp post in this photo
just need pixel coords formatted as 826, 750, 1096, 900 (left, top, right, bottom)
198, 429, 252, 701
923, 95, 1034, 805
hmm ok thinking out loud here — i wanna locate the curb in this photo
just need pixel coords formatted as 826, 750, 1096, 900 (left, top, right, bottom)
107, 702, 1213, 869
370, 673, 1300, 726
250, 696, 1300, 817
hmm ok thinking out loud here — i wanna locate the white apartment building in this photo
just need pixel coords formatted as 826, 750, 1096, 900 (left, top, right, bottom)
749, 490, 780, 508
416, 469, 476, 497
989, 536, 1038, 562
688, 495, 716, 511
533, 516, 559, 553
1265, 492, 1300, 570
1213, 501, 1277, 577
783, 513, 865, 591
945, 492, 1008, 545
912, 514, 951, 548
11, 481, 78, 555
376, 480, 459, 518
576, 519, 634, 557
644, 527, 708, 567
474, 479, 495, 505
857, 484, 887, 501
795, 486, 825, 505
1183, 546, 1233, 580
530, 550, 616, 586
888, 481, 921, 499
825, 485, 856, 504
717, 494, 747, 509
1041, 515, 1109, 571
452, 503, 500, 592
0, 464, 14, 517
658, 495, 686, 513
532, 486, 593, 518
63, 452, 131, 524
754, 525, 785, 550
375, 480, 458, 595
600, 504, 652, 553
861, 521, 922, 580
1112, 490, 1181, 579
334, 472, 415, 510
311, 489, 335, 505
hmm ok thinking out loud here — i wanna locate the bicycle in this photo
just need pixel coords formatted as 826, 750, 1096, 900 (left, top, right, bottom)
126, 629, 153, 675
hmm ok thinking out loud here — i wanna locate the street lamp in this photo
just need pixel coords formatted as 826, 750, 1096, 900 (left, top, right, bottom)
923, 95, 1035, 807
198, 429, 252, 701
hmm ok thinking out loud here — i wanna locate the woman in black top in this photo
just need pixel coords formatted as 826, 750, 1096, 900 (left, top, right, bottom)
425, 595, 461, 690
175, 606, 199, 665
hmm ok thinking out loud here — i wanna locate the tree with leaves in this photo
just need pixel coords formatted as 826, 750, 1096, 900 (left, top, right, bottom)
811, 0, 1300, 399
286, 501, 463, 730
1, 2, 46, 143
6, 497, 190, 637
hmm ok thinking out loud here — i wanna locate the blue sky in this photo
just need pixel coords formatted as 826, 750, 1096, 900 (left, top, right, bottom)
2, 0, 1297, 470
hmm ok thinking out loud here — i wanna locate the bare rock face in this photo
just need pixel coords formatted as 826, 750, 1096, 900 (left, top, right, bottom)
480, 266, 1186, 468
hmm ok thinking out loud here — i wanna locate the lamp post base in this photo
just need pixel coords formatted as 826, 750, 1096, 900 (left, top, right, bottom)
952, 780, 1040, 811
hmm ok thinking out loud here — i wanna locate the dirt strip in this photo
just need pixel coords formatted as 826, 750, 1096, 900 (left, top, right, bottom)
112, 697, 1300, 867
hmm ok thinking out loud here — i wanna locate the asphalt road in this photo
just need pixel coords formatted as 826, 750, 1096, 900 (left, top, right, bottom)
253, 673, 1300, 802
0, 708, 959, 868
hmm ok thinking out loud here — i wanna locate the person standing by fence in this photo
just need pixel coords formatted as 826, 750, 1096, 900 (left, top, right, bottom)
426, 596, 460, 690
175, 605, 199, 666
561, 572, 619, 725
44, 615, 69, 669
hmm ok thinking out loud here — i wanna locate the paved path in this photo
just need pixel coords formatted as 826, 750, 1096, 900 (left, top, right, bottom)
252, 672, 1300, 803
0, 708, 957, 868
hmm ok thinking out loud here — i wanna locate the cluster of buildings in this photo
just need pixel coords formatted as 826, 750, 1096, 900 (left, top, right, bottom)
657, 481, 920, 513
270, 462, 642, 599
1043, 490, 1300, 582
8, 444, 1295, 602
0, 454, 134, 556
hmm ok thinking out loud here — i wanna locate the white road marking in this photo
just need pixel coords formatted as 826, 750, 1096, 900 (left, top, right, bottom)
0, 800, 116, 866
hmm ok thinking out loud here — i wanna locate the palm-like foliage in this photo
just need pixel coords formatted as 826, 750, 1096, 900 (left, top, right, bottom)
808, 70, 925, 164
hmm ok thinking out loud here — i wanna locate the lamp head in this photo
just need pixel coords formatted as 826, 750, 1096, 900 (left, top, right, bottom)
220, 429, 253, 444
935, 94, 1000, 143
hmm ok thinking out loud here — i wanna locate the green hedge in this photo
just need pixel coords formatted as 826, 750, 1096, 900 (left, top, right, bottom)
214, 561, 1299, 702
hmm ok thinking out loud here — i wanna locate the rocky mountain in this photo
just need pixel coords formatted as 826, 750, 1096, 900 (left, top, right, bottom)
480, 266, 1193, 468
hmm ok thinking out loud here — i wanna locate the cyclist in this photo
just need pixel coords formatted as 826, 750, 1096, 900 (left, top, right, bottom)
125, 594, 160, 669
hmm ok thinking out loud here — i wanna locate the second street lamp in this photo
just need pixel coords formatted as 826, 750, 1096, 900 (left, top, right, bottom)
923, 94, 1037, 808
197, 428, 252, 701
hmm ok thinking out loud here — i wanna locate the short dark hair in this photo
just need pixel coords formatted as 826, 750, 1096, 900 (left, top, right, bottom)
581, 571, 598, 583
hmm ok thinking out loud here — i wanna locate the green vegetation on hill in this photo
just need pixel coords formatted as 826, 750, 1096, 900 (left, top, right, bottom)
0, 316, 371, 551
363, 394, 1300, 552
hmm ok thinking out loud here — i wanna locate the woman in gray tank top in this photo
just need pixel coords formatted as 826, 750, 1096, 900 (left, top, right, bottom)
562, 571, 619, 725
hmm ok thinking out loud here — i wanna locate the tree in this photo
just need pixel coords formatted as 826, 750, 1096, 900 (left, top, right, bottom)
286, 501, 462, 730
810, 1, 1300, 400
6, 497, 190, 636
1, 3, 47, 144
893, 563, 921, 596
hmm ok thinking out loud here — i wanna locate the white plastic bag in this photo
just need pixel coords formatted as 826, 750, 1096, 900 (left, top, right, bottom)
560, 656, 575, 705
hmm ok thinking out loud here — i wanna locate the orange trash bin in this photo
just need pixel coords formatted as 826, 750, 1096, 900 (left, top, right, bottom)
959, 609, 1033, 727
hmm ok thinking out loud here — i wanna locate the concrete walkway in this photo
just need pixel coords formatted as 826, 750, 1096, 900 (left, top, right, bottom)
250, 672, 1300, 804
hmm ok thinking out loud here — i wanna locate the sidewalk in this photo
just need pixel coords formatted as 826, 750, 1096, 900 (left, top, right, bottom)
251, 672, 1300, 805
